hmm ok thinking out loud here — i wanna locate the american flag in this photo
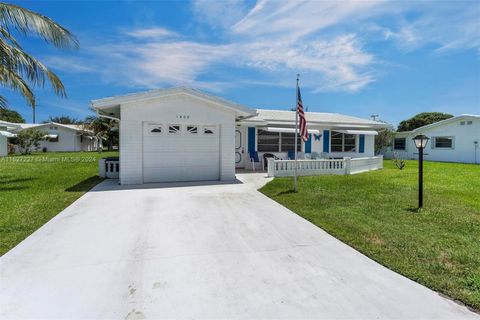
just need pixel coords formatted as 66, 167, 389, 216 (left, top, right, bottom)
297, 84, 309, 142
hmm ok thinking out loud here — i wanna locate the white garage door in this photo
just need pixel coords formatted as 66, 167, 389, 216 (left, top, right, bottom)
143, 123, 220, 183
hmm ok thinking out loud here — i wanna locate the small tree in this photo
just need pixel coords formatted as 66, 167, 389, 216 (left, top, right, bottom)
16, 128, 45, 154
375, 124, 395, 155
398, 112, 453, 132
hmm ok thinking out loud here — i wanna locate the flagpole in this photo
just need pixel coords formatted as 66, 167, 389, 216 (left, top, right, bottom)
294, 74, 299, 192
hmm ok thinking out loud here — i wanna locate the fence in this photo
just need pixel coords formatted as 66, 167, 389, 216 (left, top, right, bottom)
267, 156, 383, 177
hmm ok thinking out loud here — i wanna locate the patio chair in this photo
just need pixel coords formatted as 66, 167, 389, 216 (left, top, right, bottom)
248, 151, 261, 171
262, 153, 280, 170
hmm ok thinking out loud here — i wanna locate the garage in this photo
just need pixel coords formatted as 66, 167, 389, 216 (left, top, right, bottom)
143, 123, 220, 183
92, 87, 256, 185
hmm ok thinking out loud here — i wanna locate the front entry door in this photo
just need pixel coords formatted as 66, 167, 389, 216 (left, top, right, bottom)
235, 128, 245, 168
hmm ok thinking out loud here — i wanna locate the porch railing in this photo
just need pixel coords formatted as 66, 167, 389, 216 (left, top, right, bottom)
267, 156, 383, 177
99, 157, 120, 179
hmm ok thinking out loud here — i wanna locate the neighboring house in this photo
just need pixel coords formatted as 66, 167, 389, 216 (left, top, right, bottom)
92, 87, 388, 185
383, 114, 480, 164
13, 122, 99, 152
0, 120, 20, 156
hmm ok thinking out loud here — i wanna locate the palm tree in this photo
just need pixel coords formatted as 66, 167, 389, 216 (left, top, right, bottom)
0, 2, 79, 121
84, 110, 119, 151
46, 115, 80, 124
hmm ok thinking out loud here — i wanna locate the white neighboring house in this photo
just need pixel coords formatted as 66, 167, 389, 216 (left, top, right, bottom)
13, 122, 99, 152
0, 120, 20, 156
383, 114, 480, 164
92, 87, 388, 185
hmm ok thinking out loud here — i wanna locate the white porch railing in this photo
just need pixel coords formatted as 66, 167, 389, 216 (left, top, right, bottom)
267, 156, 383, 177
99, 157, 120, 179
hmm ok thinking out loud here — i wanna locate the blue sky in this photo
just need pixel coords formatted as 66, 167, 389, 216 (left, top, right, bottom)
4, 0, 480, 126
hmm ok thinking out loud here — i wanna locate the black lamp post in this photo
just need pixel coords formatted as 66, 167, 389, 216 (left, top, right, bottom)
413, 134, 430, 208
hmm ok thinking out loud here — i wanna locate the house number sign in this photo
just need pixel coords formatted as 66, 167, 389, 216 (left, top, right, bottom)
176, 115, 190, 119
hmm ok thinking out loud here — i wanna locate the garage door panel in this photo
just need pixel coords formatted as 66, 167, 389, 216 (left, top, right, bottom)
143, 123, 220, 183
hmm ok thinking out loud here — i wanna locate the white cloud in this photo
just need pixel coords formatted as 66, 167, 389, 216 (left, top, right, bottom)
191, 0, 249, 29
124, 27, 178, 39
51, 1, 479, 94
43, 56, 94, 73
232, 0, 382, 39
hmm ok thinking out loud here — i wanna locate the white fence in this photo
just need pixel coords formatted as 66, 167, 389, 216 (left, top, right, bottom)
267, 156, 383, 177
99, 157, 120, 179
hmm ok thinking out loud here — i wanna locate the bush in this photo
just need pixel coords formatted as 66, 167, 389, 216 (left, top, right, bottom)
16, 129, 45, 154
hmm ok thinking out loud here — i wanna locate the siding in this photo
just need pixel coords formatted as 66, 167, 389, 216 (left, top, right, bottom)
120, 93, 237, 184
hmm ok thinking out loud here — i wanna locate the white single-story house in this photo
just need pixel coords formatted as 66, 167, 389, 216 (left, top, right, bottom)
12, 122, 99, 152
93, 87, 388, 185
92, 87, 388, 185
383, 114, 480, 164
0, 120, 20, 156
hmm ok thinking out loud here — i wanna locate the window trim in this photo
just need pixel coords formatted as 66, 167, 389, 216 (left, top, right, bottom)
393, 137, 407, 151
257, 129, 301, 152
203, 125, 216, 135
433, 136, 454, 149
168, 125, 181, 134
330, 131, 357, 153
187, 125, 198, 134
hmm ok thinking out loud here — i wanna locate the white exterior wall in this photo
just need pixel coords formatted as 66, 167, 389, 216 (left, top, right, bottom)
386, 117, 480, 164
120, 94, 236, 185
19, 126, 98, 152
241, 126, 376, 170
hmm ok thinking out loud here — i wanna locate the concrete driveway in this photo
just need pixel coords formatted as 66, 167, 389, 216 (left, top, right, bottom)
1, 173, 478, 319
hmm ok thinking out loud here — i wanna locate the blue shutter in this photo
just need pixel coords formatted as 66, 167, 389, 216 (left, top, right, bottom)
359, 134, 365, 153
248, 127, 256, 153
305, 134, 312, 153
323, 130, 330, 152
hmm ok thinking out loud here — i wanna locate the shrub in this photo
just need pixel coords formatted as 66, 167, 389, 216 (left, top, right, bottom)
16, 129, 45, 154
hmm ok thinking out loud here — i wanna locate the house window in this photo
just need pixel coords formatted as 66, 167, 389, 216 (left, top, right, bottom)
187, 126, 198, 134
258, 130, 279, 152
280, 132, 301, 152
150, 126, 162, 133
257, 130, 300, 152
460, 121, 465, 125
48, 136, 59, 142
331, 131, 356, 152
434, 136, 453, 149
203, 126, 215, 134
394, 138, 406, 150
467, 121, 473, 125
168, 125, 180, 134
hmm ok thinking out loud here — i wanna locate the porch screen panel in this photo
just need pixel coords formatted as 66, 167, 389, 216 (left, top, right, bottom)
258, 130, 280, 152
280, 132, 301, 152
331, 131, 343, 152
331, 131, 357, 152
344, 133, 356, 152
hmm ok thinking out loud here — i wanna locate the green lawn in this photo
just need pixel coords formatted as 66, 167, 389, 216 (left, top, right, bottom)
260, 160, 480, 310
0, 151, 118, 256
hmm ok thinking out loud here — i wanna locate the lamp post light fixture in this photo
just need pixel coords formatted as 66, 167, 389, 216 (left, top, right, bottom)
413, 134, 430, 208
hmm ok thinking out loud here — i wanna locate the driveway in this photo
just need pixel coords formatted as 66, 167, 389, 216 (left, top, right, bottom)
1, 173, 478, 319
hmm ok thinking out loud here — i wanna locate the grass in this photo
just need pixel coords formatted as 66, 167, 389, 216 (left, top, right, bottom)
0, 151, 118, 256
260, 160, 480, 310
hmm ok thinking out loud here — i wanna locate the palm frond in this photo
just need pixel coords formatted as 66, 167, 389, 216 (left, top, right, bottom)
0, 36, 66, 104
0, 63, 35, 106
0, 2, 78, 49
0, 95, 7, 109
